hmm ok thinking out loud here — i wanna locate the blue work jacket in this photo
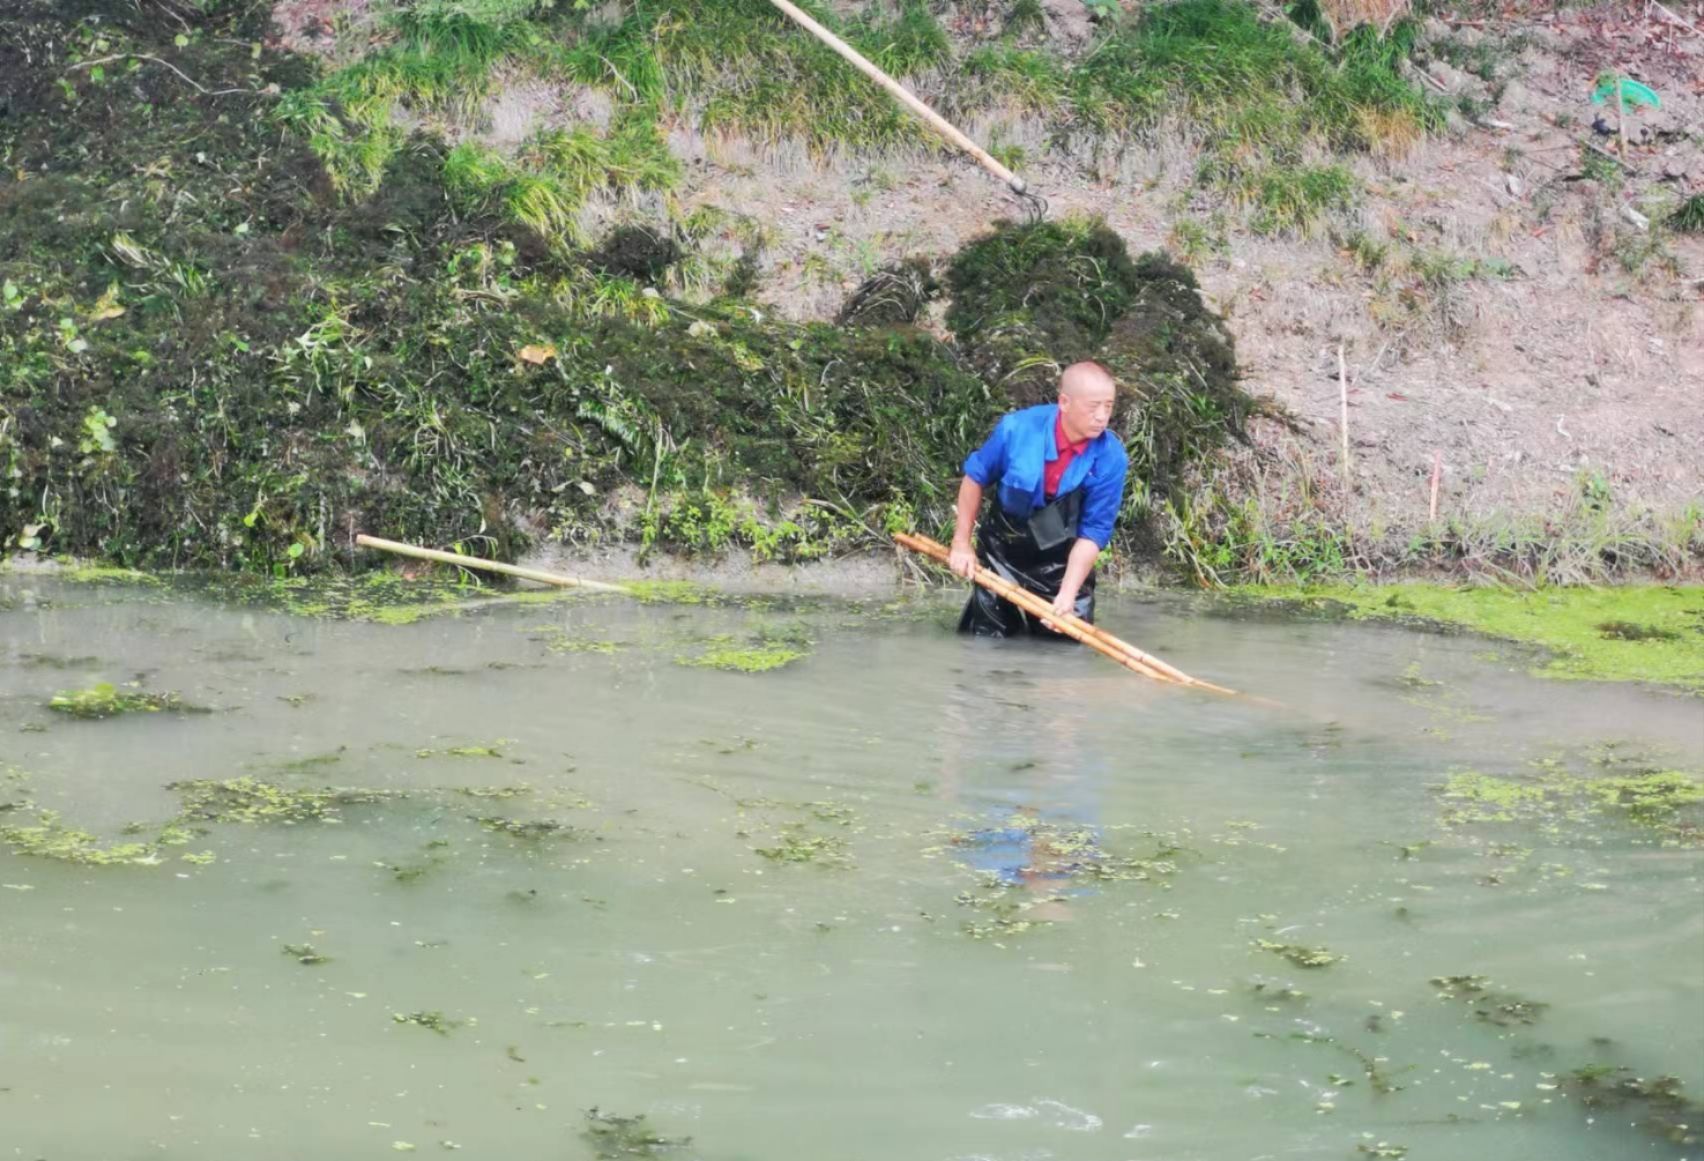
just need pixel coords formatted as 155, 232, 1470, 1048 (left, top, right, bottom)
962, 404, 1129, 548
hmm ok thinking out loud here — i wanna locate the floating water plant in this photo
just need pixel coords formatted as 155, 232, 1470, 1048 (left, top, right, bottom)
1438, 758, 1704, 845
753, 825, 850, 867
392, 1011, 464, 1035
1254, 939, 1342, 968
416, 741, 509, 759
282, 942, 330, 965
472, 816, 580, 840
47, 682, 194, 719
947, 815, 1181, 938
170, 777, 396, 825
678, 641, 809, 673
1429, 975, 1547, 1027
582, 1108, 692, 1158
0, 811, 162, 866
1565, 1066, 1700, 1147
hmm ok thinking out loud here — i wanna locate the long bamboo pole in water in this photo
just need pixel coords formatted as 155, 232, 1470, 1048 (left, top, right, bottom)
894, 531, 1239, 696
355, 534, 631, 595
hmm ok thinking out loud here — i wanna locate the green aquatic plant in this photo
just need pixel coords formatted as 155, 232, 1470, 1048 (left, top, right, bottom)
1565, 1067, 1700, 1148
47, 683, 194, 719
472, 815, 579, 840
392, 1011, 464, 1035
947, 816, 1182, 938
582, 1108, 692, 1158
170, 777, 396, 824
753, 825, 850, 867
0, 811, 162, 866
1438, 761, 1704, 844
282, 942, 331, 965
679, 641, 809, 673
1254, 939, 1342, 968
1429, 975, 1547, 1027
416, 741, 509, 758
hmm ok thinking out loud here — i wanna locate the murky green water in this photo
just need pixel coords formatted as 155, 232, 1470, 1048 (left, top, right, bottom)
3, 575, 1701, 1160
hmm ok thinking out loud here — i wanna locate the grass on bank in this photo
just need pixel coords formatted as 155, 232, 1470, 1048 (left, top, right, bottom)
285, 0, 1442, 239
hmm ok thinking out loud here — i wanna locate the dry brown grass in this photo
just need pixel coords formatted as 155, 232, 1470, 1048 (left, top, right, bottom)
1319, 0, 1414, 36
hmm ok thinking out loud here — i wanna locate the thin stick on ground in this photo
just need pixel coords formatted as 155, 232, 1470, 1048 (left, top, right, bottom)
1428, 450, 1442, 523
759, 0, 1028, 196
1338, 340, 1352, 486
355, 534, 631, 594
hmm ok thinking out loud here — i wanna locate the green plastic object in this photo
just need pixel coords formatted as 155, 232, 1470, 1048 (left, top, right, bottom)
1591, 76, 1660, 109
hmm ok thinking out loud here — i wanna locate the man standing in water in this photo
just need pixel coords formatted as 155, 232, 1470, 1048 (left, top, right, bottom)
949, 362, 1129, 636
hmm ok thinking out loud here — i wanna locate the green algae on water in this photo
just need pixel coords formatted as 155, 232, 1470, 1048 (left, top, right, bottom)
1234, 584, 1704, 692
1438, 757, 1704, 845
679, 641, 809, 673
170, 777, 397, 824
0, 810, 165, 866
48, 682, 198, 719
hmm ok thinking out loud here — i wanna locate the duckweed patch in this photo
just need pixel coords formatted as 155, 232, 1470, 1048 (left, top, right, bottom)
1438, 757, 1704, 845
1237, 585, 1704, 692
679, 634, 811, 673
47, 683, 196, 719
0, 811, 165, 866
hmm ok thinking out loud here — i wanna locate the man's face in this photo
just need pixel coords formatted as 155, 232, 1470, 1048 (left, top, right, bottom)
1059, 373, 1116, 442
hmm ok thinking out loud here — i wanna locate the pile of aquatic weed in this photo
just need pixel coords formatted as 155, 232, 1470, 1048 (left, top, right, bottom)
47, 681, 198, 719
0, 1, 1006, 570
0, 0, 1424, 581
946, 219, 1258, 521
1234, 584, 1704, 692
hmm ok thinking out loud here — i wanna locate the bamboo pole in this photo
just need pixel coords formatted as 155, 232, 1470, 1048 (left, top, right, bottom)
898, 532, 1238, 694
355, 534, 631, 595
893, 532, 1239, 696
760, 0, 1028, 196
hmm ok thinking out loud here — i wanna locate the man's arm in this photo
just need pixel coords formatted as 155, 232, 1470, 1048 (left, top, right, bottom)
1048, 537, 1101, 619
948, 475, 983, 578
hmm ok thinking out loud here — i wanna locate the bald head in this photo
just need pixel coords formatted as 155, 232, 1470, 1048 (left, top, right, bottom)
1057, 361, 1116, 442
